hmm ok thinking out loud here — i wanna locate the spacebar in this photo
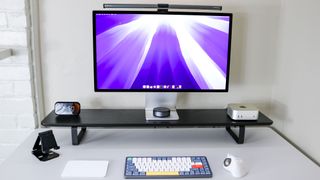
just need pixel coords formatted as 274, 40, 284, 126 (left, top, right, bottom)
146, 172, 179, 176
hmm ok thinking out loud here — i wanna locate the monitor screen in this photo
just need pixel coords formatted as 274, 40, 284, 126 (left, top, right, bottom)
93, 11, 232, 92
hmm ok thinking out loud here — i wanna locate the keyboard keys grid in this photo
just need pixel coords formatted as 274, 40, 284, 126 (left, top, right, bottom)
124, 156, 212, 179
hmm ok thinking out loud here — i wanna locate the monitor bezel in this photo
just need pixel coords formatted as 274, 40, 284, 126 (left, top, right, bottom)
93, 10, 233, 92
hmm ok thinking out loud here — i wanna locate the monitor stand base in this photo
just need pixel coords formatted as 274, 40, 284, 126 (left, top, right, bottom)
145, 109, 179, 121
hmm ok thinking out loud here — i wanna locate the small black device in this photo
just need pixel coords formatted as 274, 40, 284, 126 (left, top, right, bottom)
32, 130, 60, 161
153, 107, 170, 118
54, 101, 81, 115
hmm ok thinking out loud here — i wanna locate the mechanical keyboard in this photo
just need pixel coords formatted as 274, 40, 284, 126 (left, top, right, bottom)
124, 156, 213, 179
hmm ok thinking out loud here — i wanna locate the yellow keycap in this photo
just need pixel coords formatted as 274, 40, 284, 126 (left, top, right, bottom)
146, 171, 179, 176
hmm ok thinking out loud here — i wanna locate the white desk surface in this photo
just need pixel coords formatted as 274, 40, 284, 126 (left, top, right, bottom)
0, 127, 319, 180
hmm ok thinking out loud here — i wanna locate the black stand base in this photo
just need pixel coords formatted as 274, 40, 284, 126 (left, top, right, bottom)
32, 149, 59, 161
71, 127, 87, 145
226, 126, 245, 144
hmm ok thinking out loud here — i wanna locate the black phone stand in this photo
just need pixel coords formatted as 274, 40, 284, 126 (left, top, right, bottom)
32, 130, 60, 161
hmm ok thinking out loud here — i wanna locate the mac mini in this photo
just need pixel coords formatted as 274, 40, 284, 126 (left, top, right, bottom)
227, 104, 259, 120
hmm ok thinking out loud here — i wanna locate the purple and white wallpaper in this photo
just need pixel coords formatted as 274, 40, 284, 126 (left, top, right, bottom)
95, 13, 231, 90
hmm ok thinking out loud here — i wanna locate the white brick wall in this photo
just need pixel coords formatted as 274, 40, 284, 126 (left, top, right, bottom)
0, 98, 34, 114
0, 12, 6, 27
17, 114, 36, 128
0, 115, 16, 129
0, 0, 25, 10
14, 81, 32, 96
0, 53, 29, 65
0, 31, 27, 46
0, 82, 13, 96
0, 66, 31, 80
7, 12, 26, 28
0, 0, 35, 164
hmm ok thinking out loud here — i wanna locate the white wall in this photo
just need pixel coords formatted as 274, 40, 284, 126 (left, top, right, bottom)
0, 0, 35, 164
271, 0, 320, 164
39, 0, 280, 115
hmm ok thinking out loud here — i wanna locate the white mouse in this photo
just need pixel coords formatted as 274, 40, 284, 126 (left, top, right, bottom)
223, 154, 248, 178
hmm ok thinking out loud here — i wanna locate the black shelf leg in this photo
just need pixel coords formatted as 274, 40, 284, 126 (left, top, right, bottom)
226, 126, 245, 144
71, 127, 87, 145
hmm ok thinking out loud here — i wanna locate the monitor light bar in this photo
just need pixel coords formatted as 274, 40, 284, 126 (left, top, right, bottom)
103, 4, 222, 11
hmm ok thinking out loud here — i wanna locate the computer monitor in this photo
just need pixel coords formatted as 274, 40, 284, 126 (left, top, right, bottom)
92, 11, 233, 120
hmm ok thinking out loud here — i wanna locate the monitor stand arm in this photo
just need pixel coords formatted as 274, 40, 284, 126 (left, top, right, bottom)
145, 93, 179, 121
71, 127, 86, 145
226, 125, 245, 144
